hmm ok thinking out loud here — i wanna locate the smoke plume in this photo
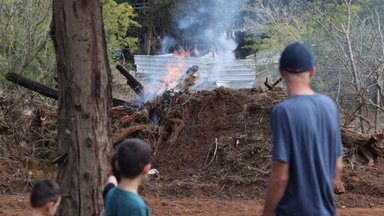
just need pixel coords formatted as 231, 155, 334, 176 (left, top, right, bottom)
173, 0, 246, 59
138, 0, 247, 103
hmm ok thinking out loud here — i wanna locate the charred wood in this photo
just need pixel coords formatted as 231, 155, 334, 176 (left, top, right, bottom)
6, 72, 128, 106
116, 64, 144, 97
264, 77, 283, 90
6, 72, 58, 99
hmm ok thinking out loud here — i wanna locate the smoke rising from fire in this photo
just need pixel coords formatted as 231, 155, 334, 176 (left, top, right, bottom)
172, 0, 246, 59
138, 0, 246, 104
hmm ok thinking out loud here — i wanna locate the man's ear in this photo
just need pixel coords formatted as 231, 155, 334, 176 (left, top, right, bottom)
45, 202, 55, 215
278, 67, 283, 77
309, 67, 316, 78
142, 163, 151, 175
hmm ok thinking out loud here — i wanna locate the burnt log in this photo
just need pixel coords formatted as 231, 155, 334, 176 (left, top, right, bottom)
6, 72, 58, 99
6, 72, 127, 106
185, 65, 198, 77
116, 64, 144, 96
264, 77, 282, 90
157, 65, 199, 96
178, 65, 199, 92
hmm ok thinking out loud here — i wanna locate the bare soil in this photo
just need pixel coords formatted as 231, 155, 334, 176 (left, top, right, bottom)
0, 194, 383, 216
1, 87, 384, 215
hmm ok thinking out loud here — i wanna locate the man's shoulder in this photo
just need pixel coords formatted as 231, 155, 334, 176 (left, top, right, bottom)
315, 93, 336, 103
280, 94, 336, 108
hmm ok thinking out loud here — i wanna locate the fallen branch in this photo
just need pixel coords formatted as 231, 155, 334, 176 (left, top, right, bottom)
113, 124, 155, 145
6, 72, 57, 99
264, 77, 282, 90
116, 64, 144, 97
154, 126, 164, 156
6, 72, 128, 106
166, 118, 185, 147
119, 112, 140, 126
341, 127, 384, 165
203, 138, 219, 169
334, 174, 345, 194
112, 106, 128, 120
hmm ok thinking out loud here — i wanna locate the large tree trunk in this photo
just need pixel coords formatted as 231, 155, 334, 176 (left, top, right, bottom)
51, 0, 112, 215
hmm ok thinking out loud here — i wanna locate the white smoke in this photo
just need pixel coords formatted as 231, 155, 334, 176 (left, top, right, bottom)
137, 0, 246, 103
172, 0, 246, 74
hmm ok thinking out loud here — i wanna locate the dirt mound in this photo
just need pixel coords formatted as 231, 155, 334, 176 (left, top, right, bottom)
142, 88, 285, 199
138, 87, 384, 208
1, 88, 384, 208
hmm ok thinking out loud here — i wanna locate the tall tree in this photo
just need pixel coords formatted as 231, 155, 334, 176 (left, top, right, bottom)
51, 0, 112, 215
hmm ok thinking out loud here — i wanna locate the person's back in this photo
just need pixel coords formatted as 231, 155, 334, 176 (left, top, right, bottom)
104, 138, 151, 216
272, 94, 342, 215
262, 43, 343, 216
105, 187, 149, 216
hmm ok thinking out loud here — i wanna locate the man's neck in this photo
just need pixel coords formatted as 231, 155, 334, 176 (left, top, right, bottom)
118, 176, 142, 195
32, 209, 46, 216
286, 83, 314, 96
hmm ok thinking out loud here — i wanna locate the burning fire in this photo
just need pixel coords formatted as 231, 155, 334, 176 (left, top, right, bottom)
163, 51, 190, 85
155, 50, 192, 97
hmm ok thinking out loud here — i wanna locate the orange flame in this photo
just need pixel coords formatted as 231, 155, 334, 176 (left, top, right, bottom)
163, 51, 190, 84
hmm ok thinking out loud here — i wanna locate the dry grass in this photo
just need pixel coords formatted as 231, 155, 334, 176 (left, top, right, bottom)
0, 87, 57, 194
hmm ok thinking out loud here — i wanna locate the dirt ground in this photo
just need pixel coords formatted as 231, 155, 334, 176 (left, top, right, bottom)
0, 194, 383, 216
1, 87, 384, 215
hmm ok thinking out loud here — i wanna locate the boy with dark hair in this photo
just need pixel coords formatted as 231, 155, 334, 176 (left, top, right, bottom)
31, 179, 61, 216
105, 138, 151, 216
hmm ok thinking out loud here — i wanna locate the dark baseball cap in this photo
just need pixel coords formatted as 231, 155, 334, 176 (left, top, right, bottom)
279, 42, 314, 73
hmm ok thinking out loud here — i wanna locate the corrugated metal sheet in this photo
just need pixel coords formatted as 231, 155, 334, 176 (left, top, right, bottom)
134, 53, 277, 90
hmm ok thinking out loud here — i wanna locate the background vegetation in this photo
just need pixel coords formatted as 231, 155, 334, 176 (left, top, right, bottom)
1, 0, 384, 132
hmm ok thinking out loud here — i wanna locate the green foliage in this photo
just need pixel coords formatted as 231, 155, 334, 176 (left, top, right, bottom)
242, 1, 313, 61
0, 0, 55, 87
243, 0, 384, 130
103, 0, 141, 61
0, 0, 141, 90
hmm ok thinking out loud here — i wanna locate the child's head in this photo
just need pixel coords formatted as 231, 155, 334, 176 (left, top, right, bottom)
31, 179, 61, 216
116, 138, 151, 180
111, 152, 121, 182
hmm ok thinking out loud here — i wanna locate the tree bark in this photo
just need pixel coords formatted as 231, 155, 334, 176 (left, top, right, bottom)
51, 1, 112, 215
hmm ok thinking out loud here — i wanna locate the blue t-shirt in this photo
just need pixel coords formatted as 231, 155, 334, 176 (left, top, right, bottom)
104, 187, 150, 216
271, 94, 343, 216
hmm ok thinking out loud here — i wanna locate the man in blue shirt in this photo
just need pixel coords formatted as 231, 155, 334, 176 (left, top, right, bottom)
262, 43, 343, 216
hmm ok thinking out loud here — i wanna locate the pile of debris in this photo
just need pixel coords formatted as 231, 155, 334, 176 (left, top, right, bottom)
5, 64, 200, 151
4, 65, 384, 203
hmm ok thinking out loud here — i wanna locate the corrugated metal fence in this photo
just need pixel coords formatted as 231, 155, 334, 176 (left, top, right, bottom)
134, 53, 278, 90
